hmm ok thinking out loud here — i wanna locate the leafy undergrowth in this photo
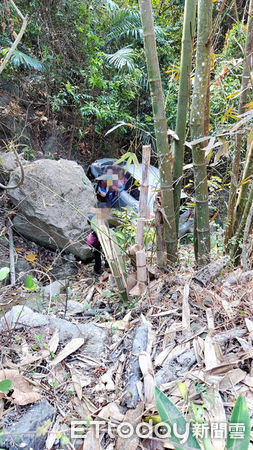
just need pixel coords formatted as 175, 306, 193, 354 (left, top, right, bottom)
0, 249, 252, 449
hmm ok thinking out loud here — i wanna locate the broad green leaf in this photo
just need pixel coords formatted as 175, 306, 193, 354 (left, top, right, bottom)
0, 379, 12, 394
154, 387, 201, 449
25, 275, 34, 289
226, 395, 250, 450
25, 275, 39, 290
0, 267, 9, 281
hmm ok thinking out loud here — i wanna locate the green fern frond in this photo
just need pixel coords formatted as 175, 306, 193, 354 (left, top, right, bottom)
104, 46, 135, 71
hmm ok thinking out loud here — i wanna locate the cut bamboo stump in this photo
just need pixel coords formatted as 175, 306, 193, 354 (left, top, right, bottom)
130, 248, 147, 296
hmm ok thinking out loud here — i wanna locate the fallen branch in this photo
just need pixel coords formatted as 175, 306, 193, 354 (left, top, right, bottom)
122, 322, 148, 408
0, 148, 25, 190
7, 218, 15, 286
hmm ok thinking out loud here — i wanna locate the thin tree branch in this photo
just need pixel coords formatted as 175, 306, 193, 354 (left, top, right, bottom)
0, 0, 28, 75
0, 148, 25, 190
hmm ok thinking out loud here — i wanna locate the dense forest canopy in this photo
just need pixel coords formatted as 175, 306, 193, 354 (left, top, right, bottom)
0, 0, 249, 156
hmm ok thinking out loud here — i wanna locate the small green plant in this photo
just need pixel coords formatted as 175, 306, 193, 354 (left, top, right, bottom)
25, 276, 39, 291
114, 207, 156, 252
0, 379, 12, 394
155, 386, 250, 450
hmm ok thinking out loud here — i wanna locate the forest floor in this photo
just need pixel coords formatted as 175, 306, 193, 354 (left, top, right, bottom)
0, 222, 253, 449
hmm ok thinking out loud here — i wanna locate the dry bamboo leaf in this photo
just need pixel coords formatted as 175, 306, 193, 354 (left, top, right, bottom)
206, 309, 214, 331
45, 415, 62, 450
48, 328, 59, 354
50, 337, 85, 366
244, 375, 253, 387
81, 394, 97, 414
236, 336, 251, 350
96, 311, 131, 331
19, 349, 50, 366
219, 368, 246, 391
139, 351, 155, 405
166, 322, 183, 333
70, 367, 83, 400
193, 337, 204, 364
182, 284, 191, 332
206, 389, 226, 449
204, 335, 219, 370
142, 438, 167, 449
245, 318, 253, 341
205, 349, 253, 374
0, 369, 41, 405
0, 398, 4, 420
221, 298, 234, 318
82, 424, 102, 450
154, 345, 175, 367
98, 401, 124, 422
101, 368, 115, 391
116, 402, 144, 450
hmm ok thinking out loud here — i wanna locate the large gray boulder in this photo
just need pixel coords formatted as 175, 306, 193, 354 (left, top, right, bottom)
8, 159, 96, 260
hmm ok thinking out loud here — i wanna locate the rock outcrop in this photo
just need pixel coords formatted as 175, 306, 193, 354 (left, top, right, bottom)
8, 158, 96, 260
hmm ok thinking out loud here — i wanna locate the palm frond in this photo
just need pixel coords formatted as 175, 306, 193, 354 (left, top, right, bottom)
10, 49, 44, 71
107, 8, 167, 44
104, 46, 135, 71
104, 0, 119, 14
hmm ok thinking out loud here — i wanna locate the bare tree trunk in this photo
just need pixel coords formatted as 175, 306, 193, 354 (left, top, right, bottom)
173, 0, 197, 235
190, 0, 212, 266
224, 0, 253, 249
139, 0, 177, 266
135, 145, 151, 246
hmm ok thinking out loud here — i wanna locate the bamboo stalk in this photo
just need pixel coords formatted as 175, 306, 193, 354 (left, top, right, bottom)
232, 180, 253, 263
225, 0, 253, 248
173, 0, 197, 234
138, 0, 177, 266
190, 0, 212, 266
135, 145, 151, 246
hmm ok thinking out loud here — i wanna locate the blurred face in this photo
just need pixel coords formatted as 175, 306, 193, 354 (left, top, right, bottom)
107, 168, 113, 175
119, 169, 124, 179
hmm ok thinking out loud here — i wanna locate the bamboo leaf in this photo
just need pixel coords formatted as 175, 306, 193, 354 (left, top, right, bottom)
105, 121, 132, 136
0, 267, 10, 281
226, 395, 250, 450
154, 387, 201, 449
176, 382, 188, 403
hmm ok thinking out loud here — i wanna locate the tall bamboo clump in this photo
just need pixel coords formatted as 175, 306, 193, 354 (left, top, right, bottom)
224, 0, 253, 249
138, 0, 177, 266
173, 0, 197, 234
190, 0, 212, 266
